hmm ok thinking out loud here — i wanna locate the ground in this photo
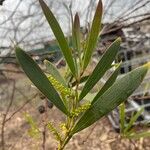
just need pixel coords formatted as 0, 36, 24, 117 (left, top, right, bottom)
1, 108, 150, 150
0, 64, 150, 150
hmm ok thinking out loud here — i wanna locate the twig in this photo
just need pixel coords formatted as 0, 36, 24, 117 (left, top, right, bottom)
4, 93, 38, 123
0, 83, 37, 150
42, 99, 48, 150
114, 0, 147, 22
81, 122, 98, 144
1, 80, 15, 150
0, 0, 22, 25
0, 69, 23, 74
129, 139, 138, 149
42, 125, 46, 150
101, 15, 150, 36
133, 95, 150, 101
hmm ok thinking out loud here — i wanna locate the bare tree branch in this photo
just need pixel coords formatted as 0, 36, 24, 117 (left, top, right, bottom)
1, 80, 15, 150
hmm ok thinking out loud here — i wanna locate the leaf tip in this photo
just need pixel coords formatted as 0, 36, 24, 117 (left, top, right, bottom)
117, 37, 122, 43
74, 13, 80, 28
15, 46, 22, 55
143, 62, 150, 69
75, 12, 79, 19
97, 0, 103, 13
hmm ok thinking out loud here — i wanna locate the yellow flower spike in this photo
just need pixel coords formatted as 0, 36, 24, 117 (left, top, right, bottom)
60, 123, 68, 135
47, 122, 62, 142
71, 102, 91, 117
48, 75, 72, 97
60, 123, 65, 129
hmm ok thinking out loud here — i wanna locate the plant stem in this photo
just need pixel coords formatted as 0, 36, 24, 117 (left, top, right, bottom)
42, 125, 46, 150
42, 99, 48, 150
1, 81, 15, 150
58, 70, 81, 150
59, 135, 72, 150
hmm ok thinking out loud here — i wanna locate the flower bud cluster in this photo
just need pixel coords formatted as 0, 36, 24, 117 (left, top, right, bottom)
71, 102, 91, 117
59, 123, 68, 135
24, 113, 40, 138
28, 127, 40, 139
48, 75, 71, 96
47, 122, 62, 142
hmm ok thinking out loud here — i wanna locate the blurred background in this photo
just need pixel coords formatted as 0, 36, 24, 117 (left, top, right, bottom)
0, 0, 150, 149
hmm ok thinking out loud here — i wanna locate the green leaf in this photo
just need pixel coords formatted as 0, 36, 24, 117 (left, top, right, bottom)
92, 63, 121, 104
79, 38, 121, 100
39, 0, 76, 77
15, 47, 69, 115
83, 0, 103, 70
44, 60, 67, 87
72, 13, 81, 55
71, 65, 148, 134
72, 13, 81, 77
128, 130, 150, 139
124, 108, 144, 133
119, 102, 125, 133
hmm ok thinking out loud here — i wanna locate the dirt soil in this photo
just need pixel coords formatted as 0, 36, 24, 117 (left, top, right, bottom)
0, 64, 150, 150
1, 107, 150, 150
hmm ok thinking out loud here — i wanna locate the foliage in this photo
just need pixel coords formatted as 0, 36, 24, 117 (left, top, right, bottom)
119, 102, 150, 139
15, 0, 149, 149
24, 113, 40, 139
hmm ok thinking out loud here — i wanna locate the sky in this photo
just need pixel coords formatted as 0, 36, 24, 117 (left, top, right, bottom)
0, 0, 149, 51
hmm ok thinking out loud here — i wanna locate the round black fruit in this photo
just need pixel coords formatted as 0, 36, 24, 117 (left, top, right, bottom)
38, 105, 45, 114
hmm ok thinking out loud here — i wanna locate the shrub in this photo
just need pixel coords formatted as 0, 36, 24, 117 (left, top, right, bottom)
15, 0, 149, 149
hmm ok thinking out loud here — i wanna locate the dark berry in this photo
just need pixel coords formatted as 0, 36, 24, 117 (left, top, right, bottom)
38, 105, 45, 114
47, 100, 53, 109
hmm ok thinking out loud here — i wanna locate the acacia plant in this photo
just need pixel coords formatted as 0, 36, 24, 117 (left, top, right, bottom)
15, 0, 149, 149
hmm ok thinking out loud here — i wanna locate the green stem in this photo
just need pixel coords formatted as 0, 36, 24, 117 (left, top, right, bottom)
58, 71, 81, 150
59, 135, 72, 150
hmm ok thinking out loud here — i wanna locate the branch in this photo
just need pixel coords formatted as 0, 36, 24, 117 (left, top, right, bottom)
0, 69, 23, 74
4, 93, 38, 123
1, 80, 15, 150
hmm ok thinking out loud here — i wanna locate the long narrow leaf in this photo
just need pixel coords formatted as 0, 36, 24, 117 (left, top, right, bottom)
72, 13, 81, 77
73, 13, 81, 54
15, 47, 69, 115
44, 60, 67, 87
124, 108, 144, 133
119, 102, 125, 133
128, 130, 150, 139
39, 0, 76, 76
79, 38, 121, 100
83, 0, 103, 70
92, 63, 121, 104
71, 65, 148, 134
